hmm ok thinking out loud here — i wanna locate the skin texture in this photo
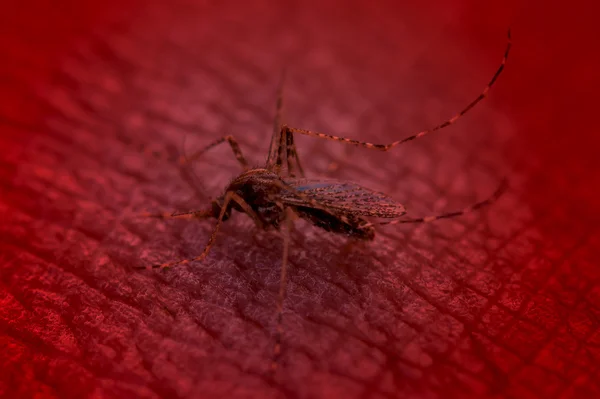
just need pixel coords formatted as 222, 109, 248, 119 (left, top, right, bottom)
1, 1, 600, 398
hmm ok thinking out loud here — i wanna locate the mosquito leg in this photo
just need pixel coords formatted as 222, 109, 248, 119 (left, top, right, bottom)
271, 206, 294, 374
285, 126, 305, 177
136, 135, 248, 202
140, 193, 264, 228
276, 124, 289, 176
378, 179, 508, 227
266, 69, 287, 171
286, 29, 511, 152
267, 125, 302, 177
183, 135, 250, 170
264, 71, 305, 177
224, 192, 264, 229
137, 191, 257, 270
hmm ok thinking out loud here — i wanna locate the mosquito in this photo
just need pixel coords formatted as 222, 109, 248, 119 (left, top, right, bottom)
136, 29, 511, 373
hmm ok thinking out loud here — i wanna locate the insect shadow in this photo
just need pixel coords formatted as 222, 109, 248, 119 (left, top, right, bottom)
136, 29, 511, 374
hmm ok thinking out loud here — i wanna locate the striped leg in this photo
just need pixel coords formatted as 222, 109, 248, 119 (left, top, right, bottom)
269, 126, 306, 177
136, 191, 260, 270
265, 70, 305, 177
266, 69, 287, 171
285, 126, 305, 178
287, 29, 511, 152
271, 206, 295, 375
183, 135, 249, 170
379, 179, 508, 227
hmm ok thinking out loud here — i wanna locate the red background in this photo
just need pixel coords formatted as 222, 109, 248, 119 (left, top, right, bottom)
1, 0, 599, 398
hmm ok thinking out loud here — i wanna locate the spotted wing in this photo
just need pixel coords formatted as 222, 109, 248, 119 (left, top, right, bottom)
281, 178, 406, 218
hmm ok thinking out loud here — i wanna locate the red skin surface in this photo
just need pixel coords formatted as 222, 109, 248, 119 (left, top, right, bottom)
1, 1, 599, 398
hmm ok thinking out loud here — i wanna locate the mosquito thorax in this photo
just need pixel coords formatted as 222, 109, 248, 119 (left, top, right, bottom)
225, 169, 282, 197
239, 168, 279, 180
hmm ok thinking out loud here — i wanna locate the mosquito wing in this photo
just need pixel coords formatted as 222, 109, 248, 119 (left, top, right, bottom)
281, 178, 406, 218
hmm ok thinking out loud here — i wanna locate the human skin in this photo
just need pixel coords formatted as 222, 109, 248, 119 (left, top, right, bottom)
1, 1, 599, 398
